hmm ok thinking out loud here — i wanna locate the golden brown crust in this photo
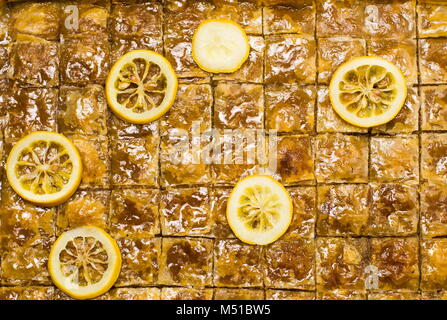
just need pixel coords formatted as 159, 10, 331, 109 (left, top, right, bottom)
317, 184, 369, 236
421, 239, 447, 291
160, 187, 212, 237
370, 238, 419, 291
266, 85, 315, 134
265, 239, 315, 290
315, 133, 368, 183
316, 238, 369, 291
370, 136, 419, 185
214, 239, 264, 288
159, 237, 213, 287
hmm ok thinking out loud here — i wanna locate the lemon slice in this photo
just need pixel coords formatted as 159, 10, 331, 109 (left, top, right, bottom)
227, 175, 293, 245
192, 19, 250, 73
49, 226, 122, 300
6, 131, 82, 206
329, 56, 407, 128
106, 49, 178, 124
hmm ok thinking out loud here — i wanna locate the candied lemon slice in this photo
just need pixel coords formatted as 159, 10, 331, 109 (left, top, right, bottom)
192, 19, 250, 73
6, 131, 82, 206
49, 226, 122, 300
227, 175, 293, 245
329, 56, 407, 128
106, 49, 178, 124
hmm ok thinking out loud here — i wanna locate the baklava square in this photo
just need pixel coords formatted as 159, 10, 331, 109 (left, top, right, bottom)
109, 3, 162, 38
9, 2, 61, 40
422, 85, 447, 131
211, 188, 235, 239
111, 136, 159, 187
110, 189, 160, 238
163, 34, 208, 78
211, 0, 262, 35
161, 287, 213, 300
265, 85, 315, 134
160, 187, 212, 237
283, 187, 316, 239
422, 239, 447, 290
9, 36, 59, 87
316, 0, 364, 38
59, 85, 108, 136
318, 38, 366, 84
317, 184, 369, 236
367, 292, 420, 300
116, 237, 161, 287
102, 288, 160, 300
263, 3, 315, 35
317, 290, 366, 300
214, 239, 264, 288
61, 3, 109, 38
421, 133, 447, 183
418, 2, 447, 38
217, 134, 264, 186
60, 34, 110, 86
265, 239, 315, 290
5, 88, 58, 142
108, 113, 158, 138
370, 238, 419, 291
367, 183, 418, 236
214, 82, 264, 130
214, 140, 262, 186
316, 238, 369, 291
266, 290, 316, 300
160, 135, 211, 187
422, 291, 447, 300
111, 35, 163, 63
316, 87, 368, 133
372, 87, 419, 134
420, 38, 447, 84
213, 36, 264, 83
367, 40, 417, 84
263, 0, 314, 5
274, 135, 315, 185
57, 190, 110, 233
163, 0, 214, 37
159, 237, 213, 287
69, 135, 110, 189
0, 184, 55, 250
265, 35, 316, 85
160, 84, 212, 136
315, 133, 369, 183
0, 286, 54, 300
1, 245, 52, 285
214, 289, 264, 300
363, 0, 416, 39
421, 182, 447, 238
420, 182, 447, 237
370, 136, 419, 184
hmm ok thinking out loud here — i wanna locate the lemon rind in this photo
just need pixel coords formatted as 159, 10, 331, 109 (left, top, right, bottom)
192, 19, 250, 74
48, 226, 122, 300
226, 174, 293, 246
106, 49, 178, 124
6, 131, 83, 207
329, 56, 408, 128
